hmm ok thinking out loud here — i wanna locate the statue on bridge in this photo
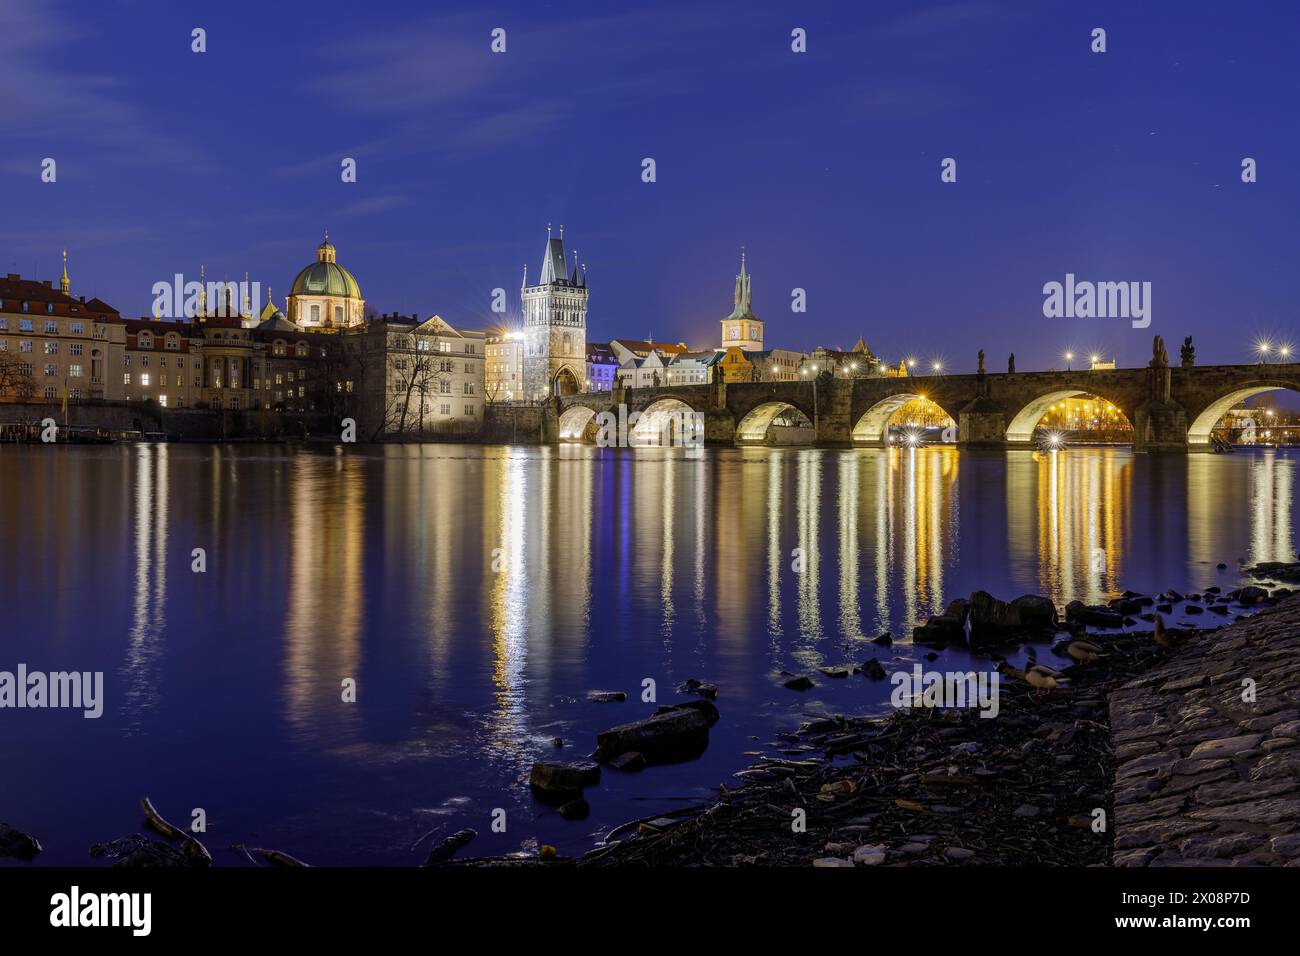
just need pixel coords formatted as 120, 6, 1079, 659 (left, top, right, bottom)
1008, 353, 1015, 373
1181, 336, 1195, 367
1149, 335, 1169, 369
977, 349, 986, 374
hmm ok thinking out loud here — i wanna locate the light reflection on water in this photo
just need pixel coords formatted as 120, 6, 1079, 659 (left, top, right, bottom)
0, 443, 1294, 865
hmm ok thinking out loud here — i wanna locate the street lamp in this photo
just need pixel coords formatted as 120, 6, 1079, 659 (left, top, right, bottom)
1256, 341, 1272, 364
1064, 351, 1074, 371
931, 361, 943, 374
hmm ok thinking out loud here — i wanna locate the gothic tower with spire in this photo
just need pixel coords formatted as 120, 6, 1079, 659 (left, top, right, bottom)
522, 224, 588, 398
720, 249, 763, 350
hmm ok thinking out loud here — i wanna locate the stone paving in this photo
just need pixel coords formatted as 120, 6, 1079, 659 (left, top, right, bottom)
1111, 596, 1300, 866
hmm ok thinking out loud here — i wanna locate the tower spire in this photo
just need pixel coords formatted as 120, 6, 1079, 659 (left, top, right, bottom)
60, 249, 70, 296
198, 264, 207, 319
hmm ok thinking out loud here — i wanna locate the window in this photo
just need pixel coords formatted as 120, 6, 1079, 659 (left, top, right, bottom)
158, 395, 167, 407
440, 403, 451, 415
138, 332, 153, 349
310, 305, 320, 323
438, 341, 451, 352
463, 382, 474, 395
274, 341, 286, 356
334, 306, 342, 325
230, 398, 240, 410
70, 322, 84, 335
44, 364, 57, 377
159, 356, 167, 367
44, 386, 56, 399
45, 303, 54, 314
70, 343, 83, 356
165, 335, 179, 350
44, 342, 57, 354
0, 340, 6, 351
21, 302, 29, 313
20, 341, 32, 353
465, 343, 476, 354
69, 364, 82, 378
69, 388, 81, 399
140, 373, 150, 387
0, 319, 7, 330
124, 373, 131, 385
141, 355, 149, 367
43, 320, 57, 333
440, 380, 450, 394
296, 342, 307, 357
464, 404, 475, 416
123, 355, 131, 366
20, 318, 33, 331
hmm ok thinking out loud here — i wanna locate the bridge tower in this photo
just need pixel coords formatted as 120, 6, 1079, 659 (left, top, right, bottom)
522, 225, 588, 399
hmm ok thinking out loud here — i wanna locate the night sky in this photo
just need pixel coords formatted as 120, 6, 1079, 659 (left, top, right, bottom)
3, 0, 1296, 374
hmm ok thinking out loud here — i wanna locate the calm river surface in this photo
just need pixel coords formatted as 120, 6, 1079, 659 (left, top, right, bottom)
1, 443, 1296, 864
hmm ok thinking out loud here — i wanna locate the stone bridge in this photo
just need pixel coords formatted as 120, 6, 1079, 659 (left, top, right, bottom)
553, 363, 1300, 452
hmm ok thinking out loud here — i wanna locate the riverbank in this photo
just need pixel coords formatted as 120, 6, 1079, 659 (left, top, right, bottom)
461, 579, 1300, 868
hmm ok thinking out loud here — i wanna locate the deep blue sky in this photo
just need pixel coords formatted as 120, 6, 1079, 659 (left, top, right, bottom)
3, 0, 1297, 373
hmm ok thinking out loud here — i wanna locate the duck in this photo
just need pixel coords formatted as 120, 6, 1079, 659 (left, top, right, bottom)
1024, 647, 1068, 696
1066, 639, 1103, 664
1152, 614, 1187, 651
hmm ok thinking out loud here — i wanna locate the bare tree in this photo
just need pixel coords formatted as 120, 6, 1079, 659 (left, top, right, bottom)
356, 328, 455, 440
0, 353, 36, 401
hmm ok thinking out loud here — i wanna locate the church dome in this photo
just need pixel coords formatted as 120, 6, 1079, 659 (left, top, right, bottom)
290, 233, 362, 299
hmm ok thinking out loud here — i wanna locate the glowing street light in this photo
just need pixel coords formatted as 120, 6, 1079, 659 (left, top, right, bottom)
1256, 341, 1273, 364
931, 361, 943, 373
1064, 351, 1074, 370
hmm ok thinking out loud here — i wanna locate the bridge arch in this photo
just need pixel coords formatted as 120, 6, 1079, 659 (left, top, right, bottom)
558, 404, 599, 442
630, 397, 701, 446
851, 392, 957, 443
735, 400, 815, 444
1187, 383, 1297, 446
1004, 387, 1133, 443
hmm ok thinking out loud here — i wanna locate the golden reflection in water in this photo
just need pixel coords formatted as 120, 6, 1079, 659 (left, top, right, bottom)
1009, 449, 1129, 605
1249, 451, 1295, 565
122, 443, 168, 730
692, 455, 707, 637
794, 450, 823, 648
660, 454, 675, 640
882, 446, 956, 628
872, 450, 891, 632
284, 452, 363, 736
837, 452, 863, 639
766, 450, 783, 643
486, 452, 529, 760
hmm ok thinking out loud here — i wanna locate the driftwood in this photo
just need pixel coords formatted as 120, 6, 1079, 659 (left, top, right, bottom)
140, 797, 212, 866
249, 847, 310, 867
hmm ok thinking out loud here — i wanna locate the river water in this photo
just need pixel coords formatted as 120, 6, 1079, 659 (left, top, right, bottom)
0, 443, 1295, 864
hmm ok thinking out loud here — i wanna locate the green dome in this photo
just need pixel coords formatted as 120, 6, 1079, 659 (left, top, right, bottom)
290, 259, 361, 299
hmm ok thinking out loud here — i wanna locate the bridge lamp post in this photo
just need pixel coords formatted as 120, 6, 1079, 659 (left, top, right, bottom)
931, 361, 943, 375
1064, 351, 1074, 371
1256, 342, 1272, 364
1280, 346, 1291, 362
